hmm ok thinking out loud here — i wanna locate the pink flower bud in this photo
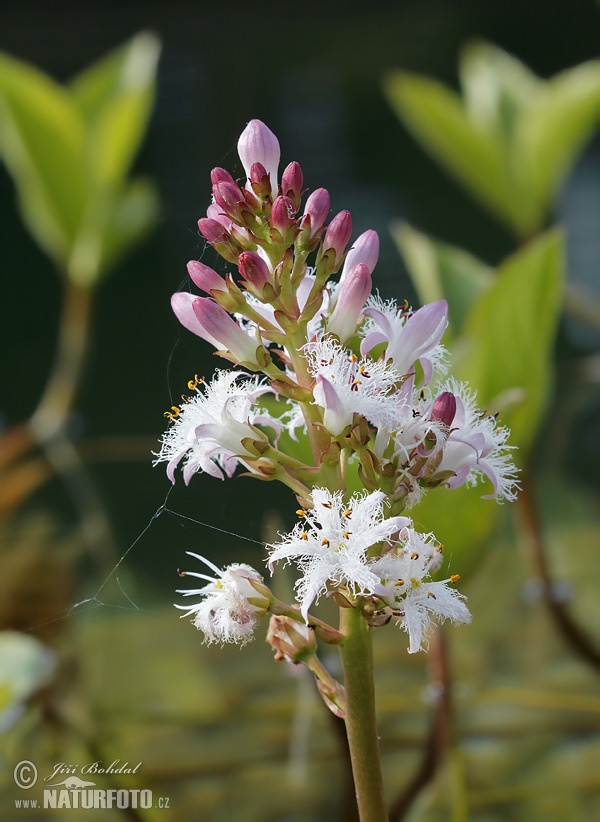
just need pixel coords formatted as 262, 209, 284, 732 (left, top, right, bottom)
192, 297, 259, 363
271, 195, 296, 234
187, 260, 227, 294
340, 230, 379, 284
248, 162, 272, 198
238, 119, 280, 195
301, 188, 330, 236
206, 203, 232, 229
212, 180, 246, 218
238, 251, 271, 288
281, 161, 303, 208
198, 217, 229, 244
431, 392, 457, 427
323, 210, 353, 263
171, 292, 220, 344
210, 167, 235, 187
327, 263, 372, 342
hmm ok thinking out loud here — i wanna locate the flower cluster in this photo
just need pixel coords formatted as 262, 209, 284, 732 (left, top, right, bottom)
158, 119, 518, 655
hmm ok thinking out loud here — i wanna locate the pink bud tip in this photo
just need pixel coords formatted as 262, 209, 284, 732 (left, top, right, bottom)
281, 161, 303, 205
271, 195, 297, 233
328, 263, 372, 342
323, 210, 353, 258
238, 251, 271, 287
187, 260, 227, 293
342, 230, 380, 279
431, 392, 457, 427
193, 297, 258, 363
238, 119, 280, 193
198, 218, 228, 244
211, 167, 235, 187
213, 180, 246, 215
301, 188, 330, 236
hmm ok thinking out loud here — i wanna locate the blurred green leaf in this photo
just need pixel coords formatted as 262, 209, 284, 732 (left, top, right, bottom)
516, 61, 600, 216
0, 34, 160, 287
460, 41, 541, 137
0, 53, 86, 268
409, 230, 564, 570
455, 228, 564, 450
385, 45, 600, 238
99, 179, 159, 274
70, 32, 161, 187
383, 71, 532, 235
391, 220, 492, 338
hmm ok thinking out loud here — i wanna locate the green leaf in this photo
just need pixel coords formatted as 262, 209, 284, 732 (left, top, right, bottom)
411, 229, 563, 571
0, 53, 86, 268
391, 220, 492, 338
459, 41, 541, 137
384, 71, 534, 235
67, 178, 159, 287
70, 32, 161, 187
99, 178, 159, 275
455, 228, 564, 451
516, 60, 600, 215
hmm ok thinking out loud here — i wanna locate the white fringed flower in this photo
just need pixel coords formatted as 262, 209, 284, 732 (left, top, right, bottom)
303, 338, 402, 436
436, 378, 519, 501
268, 488, 410, 620
176, 553, 272, 645
154, 370, 276, 483
371, 530, 471, 653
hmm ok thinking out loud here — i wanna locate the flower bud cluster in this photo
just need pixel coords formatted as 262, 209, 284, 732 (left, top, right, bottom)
158, 119, 518, 653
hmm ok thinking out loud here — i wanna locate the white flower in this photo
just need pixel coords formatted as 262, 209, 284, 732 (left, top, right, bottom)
175, 553, 271, 645
436, 378, 519, 501
154, 370, 276, 483
361, 297, 448, 384
268, 488, 411, 620
371, 530, 471, 653
303, 337, 403, 436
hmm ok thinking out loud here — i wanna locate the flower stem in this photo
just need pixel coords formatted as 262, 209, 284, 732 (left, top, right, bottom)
339, 606, 388, 822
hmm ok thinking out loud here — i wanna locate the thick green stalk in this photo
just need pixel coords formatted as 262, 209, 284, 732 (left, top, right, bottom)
339, 606, 388, 822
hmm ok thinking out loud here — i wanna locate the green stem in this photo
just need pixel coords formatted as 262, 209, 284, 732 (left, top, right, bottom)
31, 280, 92, 440
339, 606, 388, 822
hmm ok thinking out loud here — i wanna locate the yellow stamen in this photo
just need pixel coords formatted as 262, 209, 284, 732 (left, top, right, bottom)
450, 574, 460, 584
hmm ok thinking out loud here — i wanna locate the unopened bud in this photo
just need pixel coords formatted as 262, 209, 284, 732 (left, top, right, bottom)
198, 217, 229, 244
327, 263, 372, 342
271, 195, 297, 235
238, 251, 271, 291
266, 614, 316, 664
211, 167, 235, 187
339, 229, 379, 288
281, 161, 303, 209
323, 210, 353, 265
431, 392, 457, 427
187, 260, 228, 294
249, 162, 271, 198
238, 119, 280, 195
301, 188, 330, 237
192, 297, 261, 363
213, 180, 247, 219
